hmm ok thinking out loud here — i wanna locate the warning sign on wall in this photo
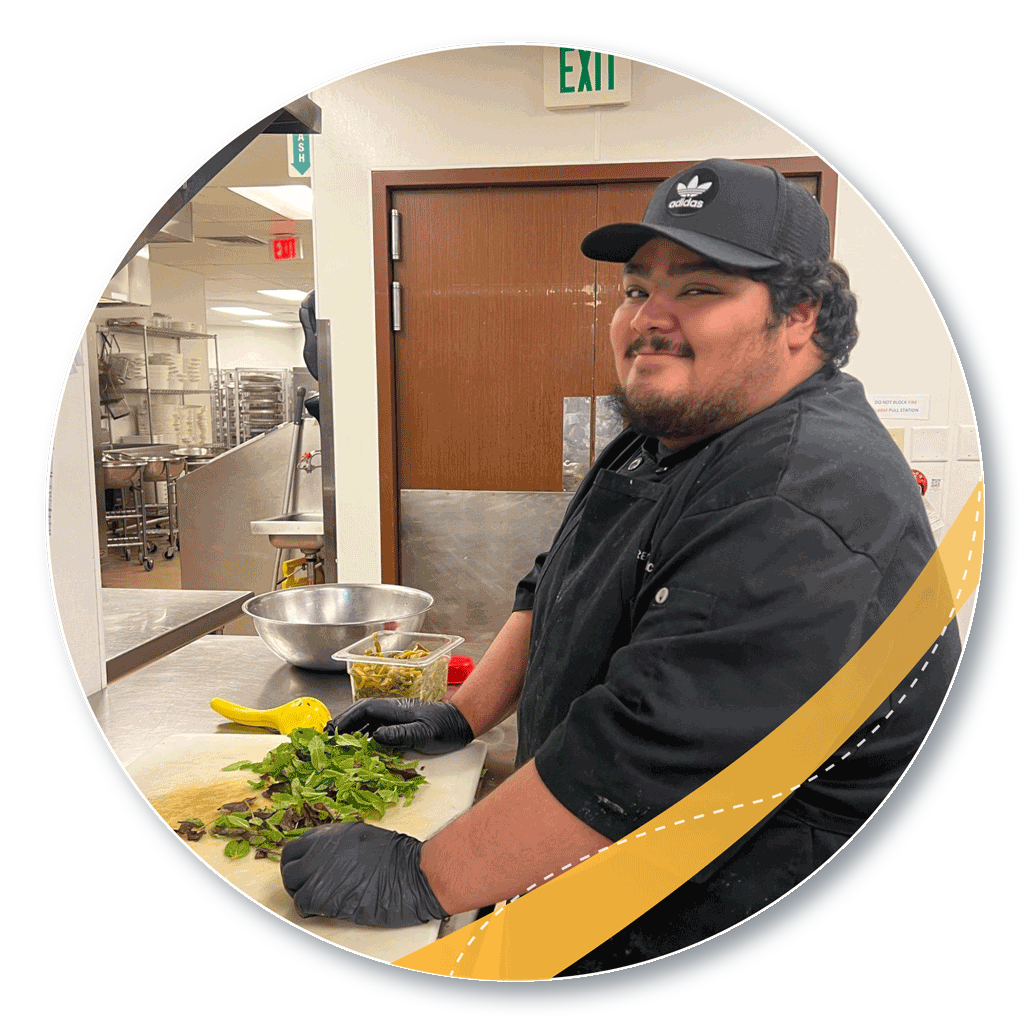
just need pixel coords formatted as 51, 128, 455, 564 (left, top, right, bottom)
868, 394, 930, 420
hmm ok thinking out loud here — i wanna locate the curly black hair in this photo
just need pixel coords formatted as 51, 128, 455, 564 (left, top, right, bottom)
745, 257, 859, 370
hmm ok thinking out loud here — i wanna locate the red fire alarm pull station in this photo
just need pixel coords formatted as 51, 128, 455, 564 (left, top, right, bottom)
271, 237, 300, 261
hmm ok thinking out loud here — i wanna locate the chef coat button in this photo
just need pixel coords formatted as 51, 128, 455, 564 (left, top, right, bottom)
627, 456, 643, 471
655, 587, 669, 604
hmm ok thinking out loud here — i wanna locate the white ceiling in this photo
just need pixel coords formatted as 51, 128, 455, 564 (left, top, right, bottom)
146, 133, 315, 329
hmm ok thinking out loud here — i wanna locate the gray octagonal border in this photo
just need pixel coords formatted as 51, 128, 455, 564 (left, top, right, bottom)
37, 29, 1015, 1015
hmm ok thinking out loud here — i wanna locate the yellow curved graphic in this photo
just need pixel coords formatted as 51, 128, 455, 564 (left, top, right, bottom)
395, 483, 984, 980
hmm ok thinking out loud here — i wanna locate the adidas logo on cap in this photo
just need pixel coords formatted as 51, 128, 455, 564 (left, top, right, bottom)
667, 175, 713, 210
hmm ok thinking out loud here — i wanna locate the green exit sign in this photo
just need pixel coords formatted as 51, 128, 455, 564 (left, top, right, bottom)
543, 48, 632, 109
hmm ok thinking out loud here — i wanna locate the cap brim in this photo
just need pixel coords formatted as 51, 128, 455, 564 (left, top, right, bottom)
581, 223, 781, 270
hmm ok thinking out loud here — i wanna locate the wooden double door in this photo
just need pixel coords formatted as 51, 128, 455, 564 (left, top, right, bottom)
391, 181, 652, 493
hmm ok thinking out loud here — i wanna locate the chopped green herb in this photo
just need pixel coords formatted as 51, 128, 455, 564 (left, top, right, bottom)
176, 730, 428, 862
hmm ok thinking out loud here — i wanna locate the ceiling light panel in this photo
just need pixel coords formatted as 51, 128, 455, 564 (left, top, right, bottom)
228, 185, 313, 221
258, 289, 310, 301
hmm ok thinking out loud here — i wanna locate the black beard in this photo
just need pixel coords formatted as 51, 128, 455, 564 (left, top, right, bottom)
609, 382, 748, 443
611, 327, 781, 443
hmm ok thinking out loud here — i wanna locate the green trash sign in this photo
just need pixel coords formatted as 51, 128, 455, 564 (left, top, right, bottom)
288, 134, 311, 178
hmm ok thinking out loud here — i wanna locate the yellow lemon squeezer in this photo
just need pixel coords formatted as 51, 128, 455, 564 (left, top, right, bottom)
210, 696, 332, 733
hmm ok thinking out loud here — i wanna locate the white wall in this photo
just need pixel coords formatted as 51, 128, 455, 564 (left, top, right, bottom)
148, 262, 208, 331
50, 337, 105, 695
214, 323, 305, 370
309, 46, 973, 584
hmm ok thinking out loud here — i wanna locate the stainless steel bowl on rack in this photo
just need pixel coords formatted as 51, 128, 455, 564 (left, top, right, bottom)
170, 446, 226, 471
140, 454, 186, 481
101, 452, 145, 488
242, 583, 435, 672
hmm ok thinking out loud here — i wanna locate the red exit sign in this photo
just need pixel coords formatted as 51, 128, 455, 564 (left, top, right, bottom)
271, 236, 301, 261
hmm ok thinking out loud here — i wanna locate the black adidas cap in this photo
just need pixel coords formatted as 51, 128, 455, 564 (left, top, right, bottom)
581, 158, 830, 270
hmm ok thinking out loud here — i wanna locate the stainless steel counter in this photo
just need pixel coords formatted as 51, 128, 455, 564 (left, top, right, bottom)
89, 635, 518, 793
102, 588, 254, 682
88, 633, 517, 944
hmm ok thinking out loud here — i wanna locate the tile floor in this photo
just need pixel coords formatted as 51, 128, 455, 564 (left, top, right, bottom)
99, 522, 182, 591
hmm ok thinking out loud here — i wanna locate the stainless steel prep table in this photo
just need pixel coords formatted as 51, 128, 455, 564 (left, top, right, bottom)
89, 633, 518, 791
102, 588, 254, 682
86, 633, 512, 952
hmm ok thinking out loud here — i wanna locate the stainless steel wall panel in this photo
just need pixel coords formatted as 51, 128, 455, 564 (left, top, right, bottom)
562, 396, 591, 493
177, 420, 322, 632
398, 489, 573, 662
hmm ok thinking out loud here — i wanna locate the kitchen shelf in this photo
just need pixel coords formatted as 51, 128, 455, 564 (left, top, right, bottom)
122, 388, 215, 395
105, 320, 217, 341
101, 319, 221, 449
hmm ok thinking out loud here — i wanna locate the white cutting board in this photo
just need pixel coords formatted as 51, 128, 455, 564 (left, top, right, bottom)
125, 733, 487, 963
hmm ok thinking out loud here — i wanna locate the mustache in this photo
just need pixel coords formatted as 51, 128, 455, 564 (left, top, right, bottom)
625, 335, 695, 359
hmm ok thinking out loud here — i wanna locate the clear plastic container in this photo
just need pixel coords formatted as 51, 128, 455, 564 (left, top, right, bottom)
333, 631, 465, 703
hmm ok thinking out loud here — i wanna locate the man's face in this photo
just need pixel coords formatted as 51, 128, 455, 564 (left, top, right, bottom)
610, 237, 789, 447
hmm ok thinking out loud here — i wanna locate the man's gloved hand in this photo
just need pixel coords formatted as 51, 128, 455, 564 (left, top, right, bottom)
280, 821, 448, 926
325, 698, 474, 755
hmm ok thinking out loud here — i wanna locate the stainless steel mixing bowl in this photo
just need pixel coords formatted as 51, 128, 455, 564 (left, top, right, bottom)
242, 583, 434, 671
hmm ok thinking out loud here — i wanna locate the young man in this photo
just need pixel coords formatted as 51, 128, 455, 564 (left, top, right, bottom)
281, 159, 961, 974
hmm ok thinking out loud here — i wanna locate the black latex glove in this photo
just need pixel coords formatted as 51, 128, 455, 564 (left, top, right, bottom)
280, 821, 448, 926
325, 698, 474, 755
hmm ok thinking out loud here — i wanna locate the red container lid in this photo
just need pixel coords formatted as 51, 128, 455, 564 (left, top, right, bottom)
447, 655, 475, 684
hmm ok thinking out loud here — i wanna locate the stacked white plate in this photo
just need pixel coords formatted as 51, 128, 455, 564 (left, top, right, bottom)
138, 404, 179, 440
177, 405, 206, 444
148, 353, 184, 389
183, 356, 206, 389
123, 354, 146, 383
147, 365, 170, 389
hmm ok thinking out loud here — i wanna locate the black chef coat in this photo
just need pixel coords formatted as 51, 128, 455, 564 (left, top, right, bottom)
511, 366, 961, 973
